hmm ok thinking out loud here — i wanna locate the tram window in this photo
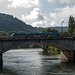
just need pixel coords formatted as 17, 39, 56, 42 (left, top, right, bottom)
15, 35, 17, 38
33, 35, 37, 37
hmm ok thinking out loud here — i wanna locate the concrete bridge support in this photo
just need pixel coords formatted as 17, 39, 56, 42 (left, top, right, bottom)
0, 42, 3, 70
0, 53, 3, 70
61, 50, 75, 62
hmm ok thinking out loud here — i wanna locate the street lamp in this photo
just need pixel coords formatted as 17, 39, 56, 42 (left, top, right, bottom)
61, 21, 64, 35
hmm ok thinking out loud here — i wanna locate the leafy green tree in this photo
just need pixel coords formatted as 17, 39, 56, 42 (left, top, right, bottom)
48, 46, 59, 54
42, 28, 52, 33
73, 29, 75, 36
51, 28, 58, 32
42, 28, 58, 33
46, 28, 52, 32
41, 45, 49, 52
30, 44, 41, 48
59, 32, 70, 37
68, 15, 74, 36
42, 29, 47, 33
63, 32, 70, 36
0, 31, 7, 37
17, 31, 26, 33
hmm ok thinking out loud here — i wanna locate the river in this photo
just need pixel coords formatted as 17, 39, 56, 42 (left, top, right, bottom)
0, 48, 75, 75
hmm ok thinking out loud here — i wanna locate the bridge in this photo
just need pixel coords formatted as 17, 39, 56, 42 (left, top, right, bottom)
0, 37, 75, 69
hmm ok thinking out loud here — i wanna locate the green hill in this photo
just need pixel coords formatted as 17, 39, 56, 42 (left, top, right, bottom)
0, 13, 37, 33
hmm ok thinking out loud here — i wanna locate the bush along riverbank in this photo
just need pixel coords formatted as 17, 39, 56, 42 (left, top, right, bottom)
41, 45, 60, 55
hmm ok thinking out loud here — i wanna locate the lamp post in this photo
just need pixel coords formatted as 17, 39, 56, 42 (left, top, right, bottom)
61, 21, 64, 35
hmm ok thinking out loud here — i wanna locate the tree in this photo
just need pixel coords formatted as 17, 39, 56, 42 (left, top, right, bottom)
46, 28, 52, 32
51, 28, 58, 32
42, 28, 52, 33
17, 31, 26, 33
0, 31, 7, 37
68, 15, 74, 36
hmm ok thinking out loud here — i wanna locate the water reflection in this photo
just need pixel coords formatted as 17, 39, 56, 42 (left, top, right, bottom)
61, 61, 75, 66
0, 68, 17, 75
49, 62, 75, 75
0, 49, 75, 75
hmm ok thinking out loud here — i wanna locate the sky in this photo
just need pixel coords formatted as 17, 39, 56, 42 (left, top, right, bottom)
0, 0, 75, 28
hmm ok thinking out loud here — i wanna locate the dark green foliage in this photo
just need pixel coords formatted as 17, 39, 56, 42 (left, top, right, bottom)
41, 45, 49, 52
17, 44, 41, 49
17, 31, 26, 33
30, 44, 41, 48
59, 32, 70, 37
42, 28, 52, 33
48, 46, 60, 54
0, 31, 7, 37
42, 28, 58, 33
51, 28, 58, 32
68, 15, 75, 36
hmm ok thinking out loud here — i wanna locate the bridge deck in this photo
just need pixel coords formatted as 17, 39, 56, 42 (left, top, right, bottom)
0, 37, 75, 41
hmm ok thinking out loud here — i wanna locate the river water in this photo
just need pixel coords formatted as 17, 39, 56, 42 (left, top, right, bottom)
0, 48, 75, 75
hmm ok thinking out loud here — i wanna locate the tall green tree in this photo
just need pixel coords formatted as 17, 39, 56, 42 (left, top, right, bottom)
68, 15, 74, 36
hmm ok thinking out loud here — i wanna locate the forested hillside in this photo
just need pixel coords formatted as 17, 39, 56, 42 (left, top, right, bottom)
0, 13, 37, 33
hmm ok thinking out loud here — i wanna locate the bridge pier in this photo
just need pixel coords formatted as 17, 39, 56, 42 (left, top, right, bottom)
0, 53, 3, 70
73, 51, 75, 62
61, 50, 75, 62
0, 42, 3, 70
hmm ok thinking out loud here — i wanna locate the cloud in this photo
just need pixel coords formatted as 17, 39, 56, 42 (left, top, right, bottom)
50, 21, 58, 27
0, 0, 5, 2
0, 0, 5, 4
49, 5, 75, 26
49, 12, 57, 19
55, 5, 75, 22
56, 6, 75, 18
32, 21, 48, 27
47, 0, 75, 4
60, 0, 75, 3
47, 0, 54, 3
22, 8, 44, 22
8, 0, 40, 8
21, 8, 48, 27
